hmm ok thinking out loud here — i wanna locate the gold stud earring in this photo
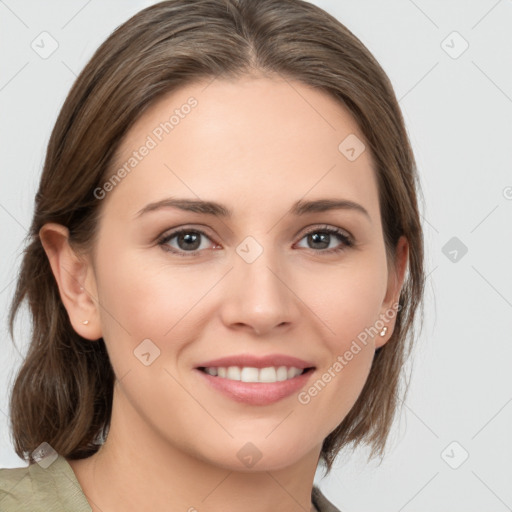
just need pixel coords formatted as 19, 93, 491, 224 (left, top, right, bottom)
82, 320, 89, 325
379, 326, 388, 337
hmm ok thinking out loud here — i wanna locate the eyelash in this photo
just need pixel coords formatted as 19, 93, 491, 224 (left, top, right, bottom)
157, 225, 354, 258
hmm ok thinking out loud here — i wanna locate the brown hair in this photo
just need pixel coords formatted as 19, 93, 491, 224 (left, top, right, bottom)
8, 0, 425, 474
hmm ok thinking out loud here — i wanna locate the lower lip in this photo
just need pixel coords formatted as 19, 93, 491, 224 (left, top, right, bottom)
194, 368, 315, 406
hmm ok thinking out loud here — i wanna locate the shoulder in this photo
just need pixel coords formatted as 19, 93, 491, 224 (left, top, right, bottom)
0, 454, 91, 511
312, 485, 342, 512
0, 462, 43, 511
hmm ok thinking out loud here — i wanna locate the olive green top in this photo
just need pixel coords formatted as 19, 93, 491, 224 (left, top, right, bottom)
0, 454, 340, 512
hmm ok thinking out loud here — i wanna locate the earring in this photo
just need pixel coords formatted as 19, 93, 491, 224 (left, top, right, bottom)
379, 326, 388, 337
82, 320, 89, 325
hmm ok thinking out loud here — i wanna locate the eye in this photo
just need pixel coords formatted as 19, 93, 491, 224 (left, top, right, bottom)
295, 225, 354, 254
157, 228, 217, 257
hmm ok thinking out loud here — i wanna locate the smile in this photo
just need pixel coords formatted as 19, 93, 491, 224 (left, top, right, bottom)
195, 365, 316, 405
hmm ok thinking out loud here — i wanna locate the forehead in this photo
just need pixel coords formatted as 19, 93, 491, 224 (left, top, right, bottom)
104, 75, 380, 222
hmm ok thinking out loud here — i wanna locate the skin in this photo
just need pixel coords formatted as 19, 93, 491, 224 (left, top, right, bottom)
40, 73, 408, 512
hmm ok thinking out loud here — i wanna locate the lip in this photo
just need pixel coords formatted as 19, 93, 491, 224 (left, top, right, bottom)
194, 366, 316, 406
195, 353, 315, 370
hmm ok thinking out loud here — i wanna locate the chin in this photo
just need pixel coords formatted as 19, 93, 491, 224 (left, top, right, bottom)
199, 440, 312, 473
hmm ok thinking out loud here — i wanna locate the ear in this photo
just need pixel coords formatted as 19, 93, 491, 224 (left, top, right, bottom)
375, 235, 409, 349
39, 223, 102, 341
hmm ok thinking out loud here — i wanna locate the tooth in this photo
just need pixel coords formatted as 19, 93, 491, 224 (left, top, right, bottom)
259, 367, 277, 383
226, 366, 241, 380
287, 367, 301, 379
205, 365, 306, 382
240, 367, 260, 382
276, 366, 289, 381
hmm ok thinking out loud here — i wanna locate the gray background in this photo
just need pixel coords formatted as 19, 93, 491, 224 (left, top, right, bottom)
1, 1, 511, 511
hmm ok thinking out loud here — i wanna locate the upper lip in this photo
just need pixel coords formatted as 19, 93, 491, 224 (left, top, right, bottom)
196, 354, 315, 370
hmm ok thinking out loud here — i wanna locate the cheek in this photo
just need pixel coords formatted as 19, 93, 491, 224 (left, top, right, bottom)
308, 254, 388, 348
300, 282, 381, 438
95, 247, 198, 334
92, 246, 184, 370
93, 245, 227, 382
295, 255, 386, 425
307, 343, 375, 443
93, 251, 203, 411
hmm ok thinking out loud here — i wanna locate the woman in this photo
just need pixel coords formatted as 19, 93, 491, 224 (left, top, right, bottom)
0, 0, 425, 510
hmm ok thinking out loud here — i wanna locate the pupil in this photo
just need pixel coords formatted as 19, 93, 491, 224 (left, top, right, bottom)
310, 233, 328, 249
180, 232, 200, 250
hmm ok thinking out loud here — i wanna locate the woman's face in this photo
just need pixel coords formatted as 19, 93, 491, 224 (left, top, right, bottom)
78, 75, 406, 470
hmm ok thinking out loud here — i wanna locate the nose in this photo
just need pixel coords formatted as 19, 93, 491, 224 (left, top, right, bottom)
219, 247, 299, 336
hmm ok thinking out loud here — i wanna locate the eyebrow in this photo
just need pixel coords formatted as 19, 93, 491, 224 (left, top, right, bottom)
135, 197, 371, 221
